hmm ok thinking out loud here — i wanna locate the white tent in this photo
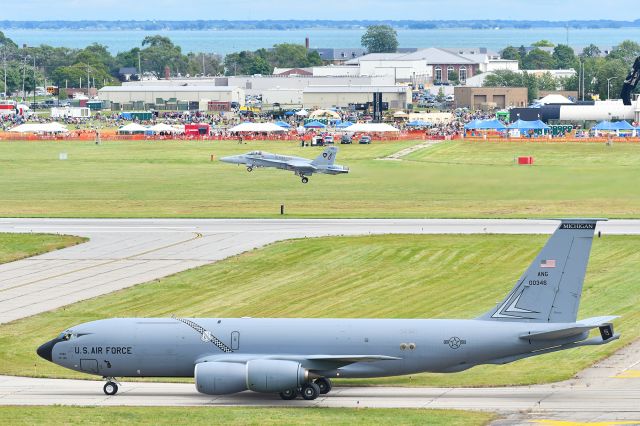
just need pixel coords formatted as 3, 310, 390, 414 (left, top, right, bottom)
295, 109, 309, 116
537, 94, 573, 105
149, 123, 181, 133
9, 122, 69, 133
228, 122, 287, 132
309, 109, 340, 119
344, 123, 400, 133
118, 123, 148, 134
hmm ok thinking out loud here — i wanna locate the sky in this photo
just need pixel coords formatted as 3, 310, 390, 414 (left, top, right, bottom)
3, 0, 640, 21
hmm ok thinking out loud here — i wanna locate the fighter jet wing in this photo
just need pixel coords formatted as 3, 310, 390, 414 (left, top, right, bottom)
286, 160, 317, 173
520, 316, 619, 341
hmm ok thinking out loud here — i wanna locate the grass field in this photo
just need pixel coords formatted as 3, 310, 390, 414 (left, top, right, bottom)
0, 406, 495, 426
0, 139, 639, 218
0, 233, 86, 264
1, 234, 637, 387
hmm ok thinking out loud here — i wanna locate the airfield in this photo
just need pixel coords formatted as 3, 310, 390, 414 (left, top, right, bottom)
1, 139, 639, 424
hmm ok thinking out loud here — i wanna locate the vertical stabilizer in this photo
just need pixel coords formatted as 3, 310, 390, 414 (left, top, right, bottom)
312, 146, 338, 166
480, 219, 605, 323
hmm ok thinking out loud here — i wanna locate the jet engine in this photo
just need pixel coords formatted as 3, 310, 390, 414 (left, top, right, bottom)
246, 359, 308, 393
195, 361, 247, 395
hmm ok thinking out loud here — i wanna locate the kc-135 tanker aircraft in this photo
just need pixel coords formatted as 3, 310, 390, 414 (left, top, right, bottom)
37, 219, 619, 401
219, 146, 349, 183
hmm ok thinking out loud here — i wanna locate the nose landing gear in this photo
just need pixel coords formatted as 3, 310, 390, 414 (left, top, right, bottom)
103, 377, 120, 395
301, 176, 309, 184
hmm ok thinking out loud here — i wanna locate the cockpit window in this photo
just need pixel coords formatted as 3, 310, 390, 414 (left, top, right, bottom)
58, 332, 76, 341
248, 151, 262, 155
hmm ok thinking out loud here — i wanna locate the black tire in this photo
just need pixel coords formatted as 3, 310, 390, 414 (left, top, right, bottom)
279, 388, 298, 400
301, 177, 309, 184
314, 378, 332, 394
103, 381, 118, 395
301, 382, 320, 400
247, 166, 253, 172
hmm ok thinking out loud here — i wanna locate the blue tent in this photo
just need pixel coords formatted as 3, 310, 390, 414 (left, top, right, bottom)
304, 120, 326, 128
274, 121, 291, 128
336, 121, 353, 128
464, 119, 481, 129
473, 119, 507, 130
592, 121, 617, 131
612, 120, 634, 130
407, 120, 431, 127
284, 111, 295, 116
508, 119, 549, 130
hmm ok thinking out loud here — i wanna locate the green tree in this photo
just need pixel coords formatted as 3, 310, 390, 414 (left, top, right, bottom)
447, 69, 459, 85
593, 58, 628, 100
268, 43, 322, 68
580, 44, 601, 58
139, 35, 189, 77
607, 40, 640, 65
552, 44, 577, 69
436, 86, 445, 102
224, 51, 272, 76
186, 52, 223, 76
360, 25, 398, 53
483, 70, 525, 87
532, 40, 555, 47
51, 63, 112, 89
521, 48, 555, 70
501, 46, 520, 61
537, 72, 558, 91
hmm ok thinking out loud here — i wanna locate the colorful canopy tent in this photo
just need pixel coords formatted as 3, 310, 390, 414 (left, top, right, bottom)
463, 119, 482, 129
295, 109, 309, 116
309, 109, 340, 119
592, 121, 618, 131
284, 111, 295, 116
9, 122, 69, 133
406, 120, 431, 127
228, 122, 287, 132
345, 123, 400, 133
149, 123, 182, 134
508, 119, 550, 130
118, 123, 148, 134
612, 120, 635, 130
274, 121, 292, 128
335, 121, 353, 128
303, 120, 327, 129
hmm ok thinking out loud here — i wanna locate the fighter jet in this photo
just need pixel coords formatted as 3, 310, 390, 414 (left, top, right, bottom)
219, 146, 348, 183
38, 219, 619, 401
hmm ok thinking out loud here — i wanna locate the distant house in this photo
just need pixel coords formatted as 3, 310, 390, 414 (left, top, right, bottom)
118, 67, 139, 82
272, 67, 313, 76
309, 48, 366, 65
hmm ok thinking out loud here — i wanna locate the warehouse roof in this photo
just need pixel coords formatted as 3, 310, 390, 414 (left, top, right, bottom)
99, 85, 239, 92
303, 85, 409, 93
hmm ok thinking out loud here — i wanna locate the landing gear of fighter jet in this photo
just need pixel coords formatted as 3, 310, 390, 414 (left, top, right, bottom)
247, 166, 253, 172
314, 377, 332, 394
301, 176, 309, 184
279, 388, 298, 400
301, 382, 320, 400
103, 378, 119, 395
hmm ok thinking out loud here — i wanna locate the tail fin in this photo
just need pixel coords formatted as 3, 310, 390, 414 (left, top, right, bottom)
481, 219, 605, 323
312, 146, 338, 166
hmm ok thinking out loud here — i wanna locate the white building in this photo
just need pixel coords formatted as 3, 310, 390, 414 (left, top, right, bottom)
98, 85, 245, 105
302, 85, 412, 110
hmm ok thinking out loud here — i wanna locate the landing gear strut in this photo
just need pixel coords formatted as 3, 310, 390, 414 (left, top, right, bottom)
103, 378, 119, 395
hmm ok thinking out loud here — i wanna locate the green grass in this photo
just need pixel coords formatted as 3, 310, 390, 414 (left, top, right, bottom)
1, 234, 637, 387
0, 139, 639, 218
0, 406, 495, 426
0, 233, 87, 264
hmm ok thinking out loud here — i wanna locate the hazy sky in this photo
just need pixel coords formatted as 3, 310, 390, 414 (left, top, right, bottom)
4, 0, 640, 20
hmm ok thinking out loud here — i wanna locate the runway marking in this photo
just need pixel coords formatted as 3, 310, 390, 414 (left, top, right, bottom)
612, 369, 640, 378
533, 421, 640, 426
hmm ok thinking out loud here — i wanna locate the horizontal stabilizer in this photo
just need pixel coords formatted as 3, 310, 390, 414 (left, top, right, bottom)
520, 316, 619, 341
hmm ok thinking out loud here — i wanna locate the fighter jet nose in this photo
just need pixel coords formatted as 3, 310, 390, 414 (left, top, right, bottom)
36, 339, 57, 362
220, 156, 235, 163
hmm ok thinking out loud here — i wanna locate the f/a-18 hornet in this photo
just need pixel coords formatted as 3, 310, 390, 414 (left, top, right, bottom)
219, 146, 348, 183
38, 219, 618, 401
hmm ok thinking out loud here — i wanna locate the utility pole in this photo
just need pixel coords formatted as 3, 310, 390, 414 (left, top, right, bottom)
2, 48, 7, 99
33, 56, 36, 107
138, 51, 142, 78
202, 53, 205, 76
22, 55, 27, 102
87, 64, 90, 96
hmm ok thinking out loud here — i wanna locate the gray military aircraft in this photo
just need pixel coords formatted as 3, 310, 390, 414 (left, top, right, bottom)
37, 219, 619, 401
219, 146, 348, 183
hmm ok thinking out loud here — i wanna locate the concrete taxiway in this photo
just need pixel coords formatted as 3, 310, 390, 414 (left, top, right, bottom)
0, 218, 638, 424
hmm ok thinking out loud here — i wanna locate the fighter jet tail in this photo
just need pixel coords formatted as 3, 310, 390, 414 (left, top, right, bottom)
311, 146, 339, 166
480, 218, 606, 323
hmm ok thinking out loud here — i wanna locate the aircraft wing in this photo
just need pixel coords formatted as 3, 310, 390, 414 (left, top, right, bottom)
520, 316, 619, 341
195, 353, 400, 369
286, 160, 317, 173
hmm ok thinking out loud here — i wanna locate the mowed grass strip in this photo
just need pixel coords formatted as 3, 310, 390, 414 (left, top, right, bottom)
1, 234, 637, 387
0, 233, 87, 264
0, 406, 495, 426
0, 139, 639, 217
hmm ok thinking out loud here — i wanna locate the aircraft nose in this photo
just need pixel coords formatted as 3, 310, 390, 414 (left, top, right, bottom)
220, 156, 239, 164
37, 338, 60, 362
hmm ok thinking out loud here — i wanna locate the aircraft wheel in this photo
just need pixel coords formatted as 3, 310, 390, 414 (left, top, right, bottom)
301, 177, 309, 184
279, 388, 298, 400
301, 382, 320, 400
247, 166, 253, 172
103, 381, 118, 395
314, 377, 332, 394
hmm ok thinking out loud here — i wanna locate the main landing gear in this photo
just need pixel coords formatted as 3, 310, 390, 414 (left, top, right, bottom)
301, 176, 309, 184
278, 378, 332, 400
103, 377, 119, 395
247, 166, 253, 172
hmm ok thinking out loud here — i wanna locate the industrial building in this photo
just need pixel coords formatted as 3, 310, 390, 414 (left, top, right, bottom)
302, 85, 412, 110
454, 87, 528, 110
97, 85, 245, 109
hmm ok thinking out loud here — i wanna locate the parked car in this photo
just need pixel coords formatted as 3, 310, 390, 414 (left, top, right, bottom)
340, 134, 352, 144
359, 135, 372, 144
323, 134, 334, 144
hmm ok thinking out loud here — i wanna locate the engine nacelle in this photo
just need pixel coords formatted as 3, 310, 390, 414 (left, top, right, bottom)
195, 361, 247, 395
246, 359, 306, 393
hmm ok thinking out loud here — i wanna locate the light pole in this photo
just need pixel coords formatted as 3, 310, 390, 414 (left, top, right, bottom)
2, 47, 7, 99
607, 77, 617, 100
21, 55, 28, 102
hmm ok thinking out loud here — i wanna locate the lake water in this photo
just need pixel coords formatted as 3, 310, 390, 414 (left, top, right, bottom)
2, 27, 640, 55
